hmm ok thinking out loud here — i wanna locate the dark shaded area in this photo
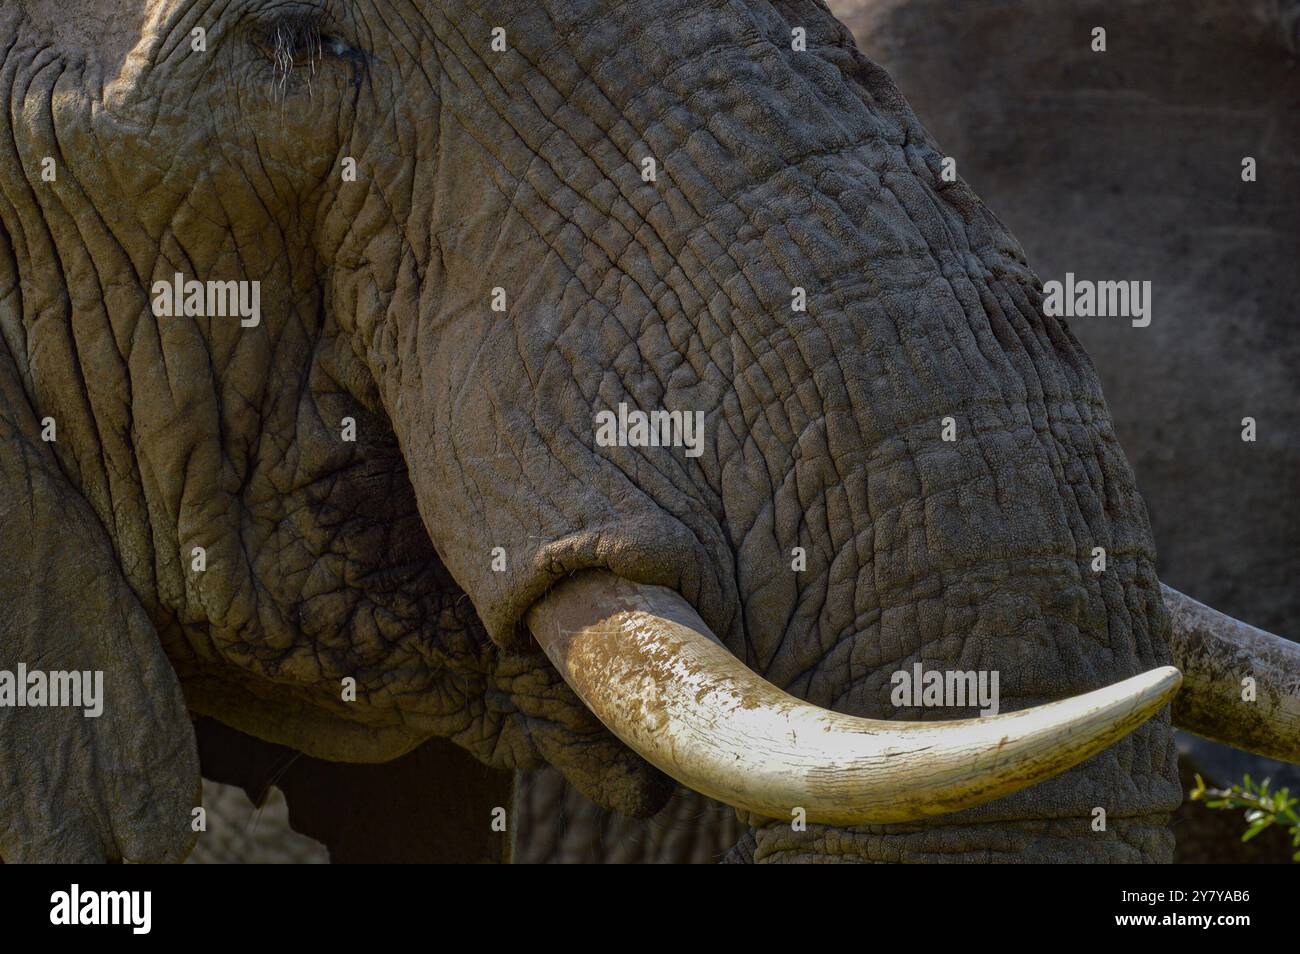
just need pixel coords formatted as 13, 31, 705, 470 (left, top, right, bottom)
194, 718, 513, 863
200, 718, 1300, 864
512, 767, 744, 863
1173, 749, 1296, 864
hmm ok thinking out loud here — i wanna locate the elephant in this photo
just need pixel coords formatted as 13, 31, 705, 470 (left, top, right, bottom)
1, 0, 1296, 863
215, 0, 1300, 868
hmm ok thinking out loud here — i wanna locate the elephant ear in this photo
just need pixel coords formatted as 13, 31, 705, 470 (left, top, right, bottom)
0, 356, 199, 862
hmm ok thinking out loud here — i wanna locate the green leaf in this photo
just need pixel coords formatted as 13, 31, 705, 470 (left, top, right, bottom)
1242, 818, 1275, 842
1193, 773, 1300, 862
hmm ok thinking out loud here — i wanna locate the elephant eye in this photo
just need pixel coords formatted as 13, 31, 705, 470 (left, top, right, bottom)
322, 35, 352, 57
253, 12, 354, 72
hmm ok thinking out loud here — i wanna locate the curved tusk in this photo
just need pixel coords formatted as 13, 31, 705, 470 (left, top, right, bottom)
527, 571, 1181, 826
1164, 584, 1300, 764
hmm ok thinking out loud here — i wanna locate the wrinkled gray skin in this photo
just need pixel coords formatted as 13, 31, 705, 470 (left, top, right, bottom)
833, 0, 1300, 794
1, 0, 1183, 862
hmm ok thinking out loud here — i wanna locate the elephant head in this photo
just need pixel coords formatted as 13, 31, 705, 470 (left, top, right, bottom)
0, 0, 1294, 862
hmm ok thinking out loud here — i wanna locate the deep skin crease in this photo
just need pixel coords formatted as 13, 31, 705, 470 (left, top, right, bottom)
1, 0, 1180, 862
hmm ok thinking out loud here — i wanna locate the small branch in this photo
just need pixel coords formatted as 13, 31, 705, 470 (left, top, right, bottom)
1189, 773, 1300, 861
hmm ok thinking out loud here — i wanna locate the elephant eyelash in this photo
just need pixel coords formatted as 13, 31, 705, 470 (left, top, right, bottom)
252, 10, 354, 85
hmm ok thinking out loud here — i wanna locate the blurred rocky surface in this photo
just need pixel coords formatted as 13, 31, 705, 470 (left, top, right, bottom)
187, 780, 328, 864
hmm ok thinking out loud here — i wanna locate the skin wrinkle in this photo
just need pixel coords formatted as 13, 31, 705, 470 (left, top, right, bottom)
5, 179, 107, 522
43, 242, 114, 519
59, 194, 159, 574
